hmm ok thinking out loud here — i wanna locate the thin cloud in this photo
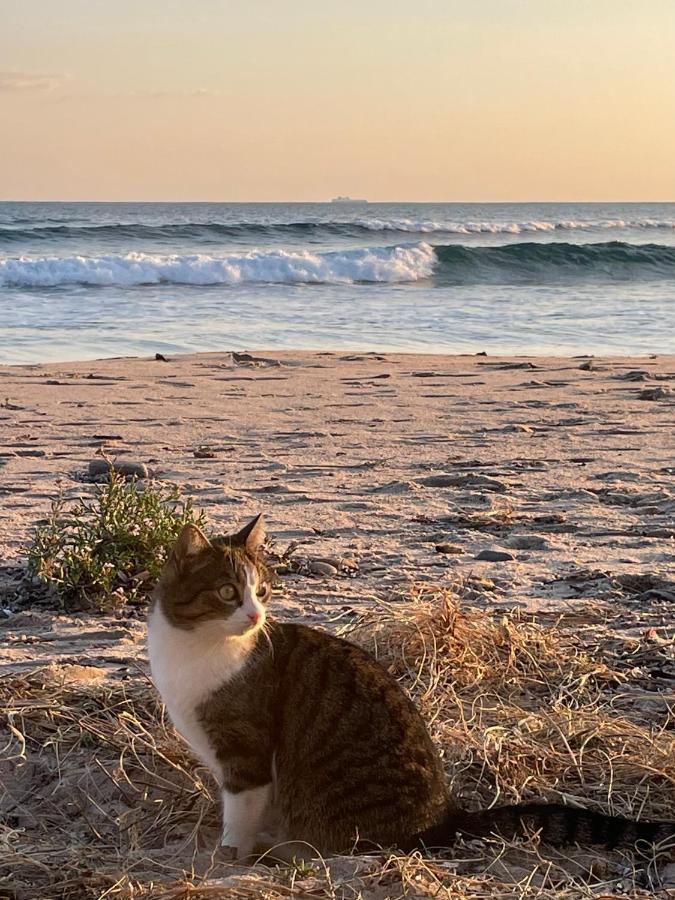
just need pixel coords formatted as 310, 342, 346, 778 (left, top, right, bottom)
0, 71, 68, 93
127, 87, 224, 99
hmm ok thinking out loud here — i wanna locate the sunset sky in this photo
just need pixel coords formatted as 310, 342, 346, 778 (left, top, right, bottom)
2, 0, 674, 202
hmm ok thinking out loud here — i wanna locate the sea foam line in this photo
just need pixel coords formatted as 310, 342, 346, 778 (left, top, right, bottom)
3, 218, 675, 242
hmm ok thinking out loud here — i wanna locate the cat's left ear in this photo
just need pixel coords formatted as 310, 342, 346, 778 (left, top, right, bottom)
233, 514, 266, 553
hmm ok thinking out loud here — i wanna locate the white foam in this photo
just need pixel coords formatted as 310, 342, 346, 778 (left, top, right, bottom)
349, 217, 675, 234
0, 243, 437, 288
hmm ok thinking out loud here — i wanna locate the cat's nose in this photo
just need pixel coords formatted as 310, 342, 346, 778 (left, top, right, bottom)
247, 610, 261, 624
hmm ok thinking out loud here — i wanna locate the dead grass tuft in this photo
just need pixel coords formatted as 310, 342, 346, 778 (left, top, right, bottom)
349, 586, 675, 817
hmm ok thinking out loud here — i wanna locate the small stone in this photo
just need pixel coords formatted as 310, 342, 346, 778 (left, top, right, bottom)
579, 360, 594, 371
193, 448, 216, 459
504, 536, 550, 550
475, 549, 516, 562
639, 386, 670, 400
88, 459, 149, 480
155, 353, 169, 361
309, 561, 338, 576
435, 543, 464, 555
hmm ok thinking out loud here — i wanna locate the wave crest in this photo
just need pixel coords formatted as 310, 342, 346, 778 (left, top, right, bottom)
2, 217, 675, 244
0, 244, 436, 288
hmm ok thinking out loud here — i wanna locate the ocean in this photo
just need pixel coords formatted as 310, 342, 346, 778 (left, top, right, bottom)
1, 201, 674, 363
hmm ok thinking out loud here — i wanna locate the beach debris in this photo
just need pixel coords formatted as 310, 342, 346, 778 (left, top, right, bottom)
617, 370, 654, 381
419, 473, 508, 493
12, 448, 47, 458
1, 398, 24, 410
638, 386, 670, 400
475, 548, 516, 562
154, 353, 169, 361
232, 351, 281, 367
434, 542, 464, 555
193, 447, 216, 459
502, 423, 535, 433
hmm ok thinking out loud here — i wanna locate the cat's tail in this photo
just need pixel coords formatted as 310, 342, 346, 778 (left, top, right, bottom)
416, 802, 675, 851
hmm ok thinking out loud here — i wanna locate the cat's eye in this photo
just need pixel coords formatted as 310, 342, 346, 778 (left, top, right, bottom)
218, 584, 236, 602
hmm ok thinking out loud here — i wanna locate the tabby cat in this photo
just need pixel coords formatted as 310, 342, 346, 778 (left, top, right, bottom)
148, 517, 675, 860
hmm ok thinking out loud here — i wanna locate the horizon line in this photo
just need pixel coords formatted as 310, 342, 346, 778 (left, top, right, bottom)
2, 198, 675, 205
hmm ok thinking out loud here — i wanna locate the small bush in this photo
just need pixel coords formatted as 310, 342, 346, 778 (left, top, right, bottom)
28, 474, 206, 610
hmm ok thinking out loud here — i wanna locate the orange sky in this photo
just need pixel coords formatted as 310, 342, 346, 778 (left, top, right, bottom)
1, 0, 674, 201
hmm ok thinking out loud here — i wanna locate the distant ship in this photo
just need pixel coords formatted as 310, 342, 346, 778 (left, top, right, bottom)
331, 196, 368, 204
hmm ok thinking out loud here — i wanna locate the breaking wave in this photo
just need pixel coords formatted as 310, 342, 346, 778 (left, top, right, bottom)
3, 241, 675, 289
0, 244, 436, 287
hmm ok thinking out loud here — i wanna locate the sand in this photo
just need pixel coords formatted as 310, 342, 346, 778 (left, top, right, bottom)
1, 349, 674, 672
1, 350, 675, 897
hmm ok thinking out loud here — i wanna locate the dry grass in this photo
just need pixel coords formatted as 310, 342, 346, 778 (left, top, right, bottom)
348, 586, 675, 818
3, 586, 675, 898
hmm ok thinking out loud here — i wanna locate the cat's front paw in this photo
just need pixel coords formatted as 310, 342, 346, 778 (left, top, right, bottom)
219, 843, 239, 862
220, 836, 255, 862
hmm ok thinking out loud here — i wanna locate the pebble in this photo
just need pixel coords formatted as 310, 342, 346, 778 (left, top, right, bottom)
475, 549, 516, 562
309, 561, 338, 576
88, 459, 149, 480
504, 535, 549, 550
435, 543, 464, 555
639, 386, 670, 400
193, 448, 216, 459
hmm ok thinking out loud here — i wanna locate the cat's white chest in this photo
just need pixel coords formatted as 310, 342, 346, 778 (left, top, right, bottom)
147, 604, 250, 783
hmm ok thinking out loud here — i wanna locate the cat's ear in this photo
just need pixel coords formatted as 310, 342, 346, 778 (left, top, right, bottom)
172, 524, 212, 568
233, 514, 266, 553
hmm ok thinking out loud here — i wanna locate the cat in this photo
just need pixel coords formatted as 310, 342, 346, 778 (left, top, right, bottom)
147, 516, 675, 860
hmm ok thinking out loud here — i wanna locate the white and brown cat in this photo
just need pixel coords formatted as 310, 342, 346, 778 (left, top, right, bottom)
148, 516, 675, 860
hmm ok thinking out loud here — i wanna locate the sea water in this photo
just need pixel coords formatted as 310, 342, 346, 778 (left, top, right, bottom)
1, 201, 674, 363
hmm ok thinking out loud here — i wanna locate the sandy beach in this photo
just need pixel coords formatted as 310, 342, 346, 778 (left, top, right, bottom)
2, 350, 675, 897
2, 350, 674, 654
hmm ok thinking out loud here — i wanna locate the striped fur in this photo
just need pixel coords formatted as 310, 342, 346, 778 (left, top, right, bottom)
150, 520, 675, 857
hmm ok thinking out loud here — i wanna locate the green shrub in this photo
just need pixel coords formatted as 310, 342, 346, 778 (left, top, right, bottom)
28, 474, 206, 610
